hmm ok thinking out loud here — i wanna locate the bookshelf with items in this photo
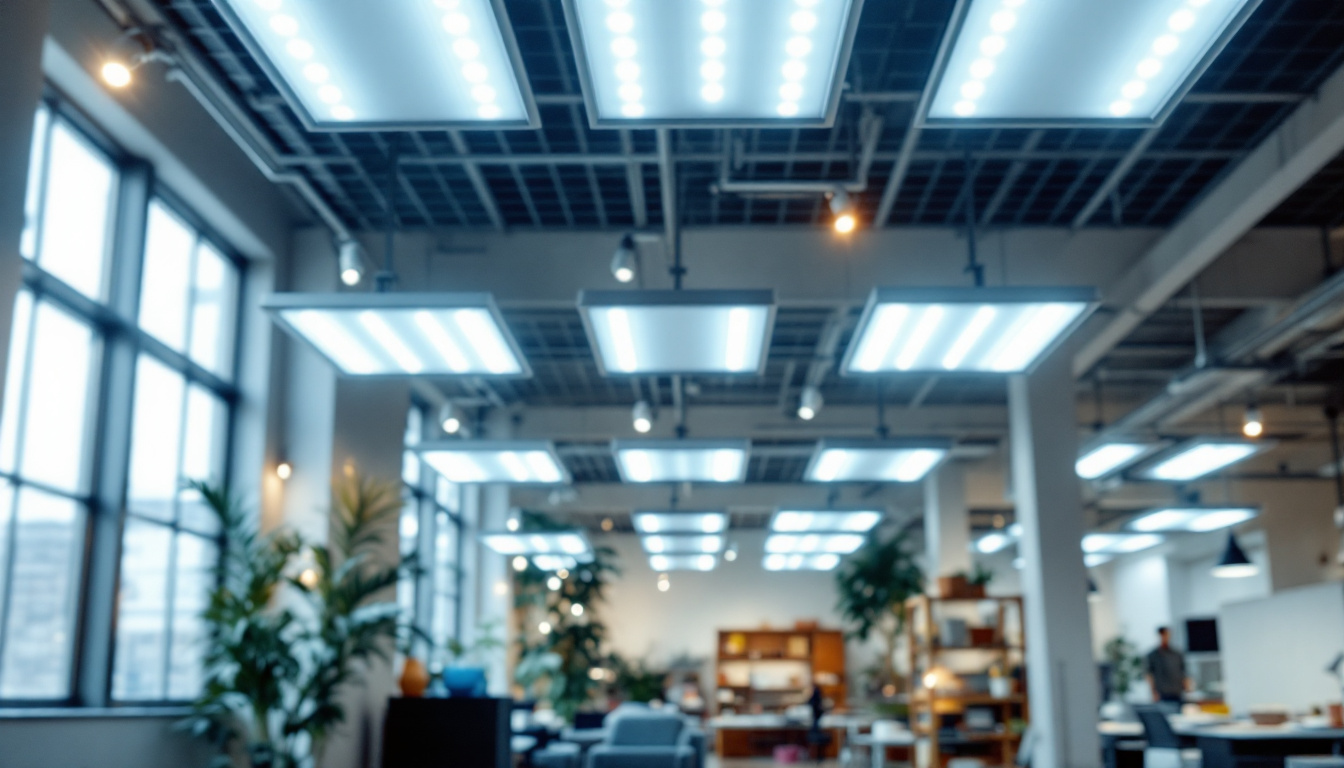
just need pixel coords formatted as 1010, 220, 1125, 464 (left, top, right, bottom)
714, 626, 847, 716
905, 592, 1028, 768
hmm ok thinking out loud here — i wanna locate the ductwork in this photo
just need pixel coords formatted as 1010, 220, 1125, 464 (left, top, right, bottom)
710, 108, 885, 197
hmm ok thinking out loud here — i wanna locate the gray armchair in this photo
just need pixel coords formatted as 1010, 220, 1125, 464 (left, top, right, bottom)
586, 713, 696, 768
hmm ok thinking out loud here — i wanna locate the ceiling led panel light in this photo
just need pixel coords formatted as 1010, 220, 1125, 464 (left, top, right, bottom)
1082, 533, 1165, 556
1137, 438, 1271, 481
580, 291, 775, 375
418, 441, 570, 484
926, 0, 1259, 125
804, 440, 950, 484
649, 554, 719, 572
765, 533, 866, 555
265, 293, 528, 377
771, 510, 882, 533
614, 440, 750, 484
641, 535, 725, 554
764, 554, 843, 572
1076, 441, 1164, 480
1128, 506, 1259, 533
481, 531, 592, 559
561, 0, 864, 127
210, 0, 537, 130
842, 288, 1096, 375
632, 511, 729, 535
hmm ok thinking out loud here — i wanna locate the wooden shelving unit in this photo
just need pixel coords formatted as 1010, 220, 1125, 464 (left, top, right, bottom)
906, 595, 1028, 768
714, 627, 846, 715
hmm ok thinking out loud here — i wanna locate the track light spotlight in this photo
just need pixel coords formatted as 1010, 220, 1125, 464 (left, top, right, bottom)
100, 29, 155, 89
611, 234, 637, 283
798, 386, 824, 421
830, 190, 857, 234
338, 240, 366, 287
632, 400, 653, 434
1242, 405, 1264, 438
439, 403, 462, 435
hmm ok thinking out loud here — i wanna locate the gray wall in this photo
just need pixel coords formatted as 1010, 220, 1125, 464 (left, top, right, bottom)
0, 713, 212, 768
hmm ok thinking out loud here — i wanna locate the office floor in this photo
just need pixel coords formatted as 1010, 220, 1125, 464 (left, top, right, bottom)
711, 759, 844, 768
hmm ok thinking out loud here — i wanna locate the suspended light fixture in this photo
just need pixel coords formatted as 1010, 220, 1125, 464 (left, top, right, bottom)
1136, 438, 1271, 482
561, 0, 866, 127
649, 554, 718, 572
614, 440, 750, 483
771, 509, 882, 533
842, 287, 1097, 375
632, 400, 654, 433
338, 240, 366, 286
276, 461, 293, 481
418, 440, 570, 484
209, 0, 539, 129
830, 190, 858, 234
611, 234, 638, 283
1076, 439, 1164, 480
265, 292, 529, 377
439, 403, 463, 435
1242, 404, 1264, 438
798, 386, 824, 421
804, 439, 951, 483
1088, 578, 1102, 603
633, 511, 729, 535
1127, 506, 1259, 534
1212, 532, 1258, 578
99, 28, 159, 89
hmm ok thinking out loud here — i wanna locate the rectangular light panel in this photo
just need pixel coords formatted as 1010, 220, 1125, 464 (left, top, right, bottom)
771, 510, 882, 533
561, 0, 864, 127
1127, 506, 1259, 533
418, 441, 570, 485
532, 555, 582, 571
842, 287, 1096, 375
1137, 438, 1270, 481
975, 531, 1014, 554
632, 511, 729, 534
764, 553, 843, 572
614, 440, 750, 484
1082, 533, 1165, 556
265, 293, 528, 377
804, 440, 950, 483
926, 0, 1258, 124
765, 533, 866, 555
642, 535, 724, 554
649, 554, 719, 572
580, 290, 775, 376
481, 530, 592, 558
1076, 441, 1164, 480
211, 0, 538, 130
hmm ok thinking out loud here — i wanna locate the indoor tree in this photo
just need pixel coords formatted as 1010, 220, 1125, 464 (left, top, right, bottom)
183, 473, 408, 768
834, 524, 924, 692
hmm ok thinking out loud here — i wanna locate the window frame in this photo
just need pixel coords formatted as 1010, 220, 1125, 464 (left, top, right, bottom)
0, 89, 247, 709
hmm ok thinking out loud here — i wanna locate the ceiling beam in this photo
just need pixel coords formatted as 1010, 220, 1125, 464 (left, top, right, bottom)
1073, 61, 1344, 377
448, 131, 505, 231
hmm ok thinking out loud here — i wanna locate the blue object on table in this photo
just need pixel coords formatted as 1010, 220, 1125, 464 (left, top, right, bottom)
444, 666, 488, 698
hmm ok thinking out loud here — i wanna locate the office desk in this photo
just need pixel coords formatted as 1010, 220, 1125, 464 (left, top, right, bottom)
849, 731, 917, 768
1193, 726, 1344, 768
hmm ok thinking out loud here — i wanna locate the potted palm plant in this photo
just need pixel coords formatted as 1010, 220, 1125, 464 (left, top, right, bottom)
835, 526, 924, 694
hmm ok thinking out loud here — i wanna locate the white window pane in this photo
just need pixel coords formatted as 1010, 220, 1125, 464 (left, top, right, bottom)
189, 242, 237, 378
138, 202, 194, 351
20, 108, 49, 261
0, 488, 83, 699
402, 449, 420, 486
178, 386, 227, 535
36, 122, 115, 300
435, 476, 458, 510
405, 407, 422, 446
127, 356, 185, 522
111, 518, 171, 701
19, 302, 96, 493
0, 483, 13, 621
0, 292, 34, 474
432, 510, 457, 648
166, 533, 217, 700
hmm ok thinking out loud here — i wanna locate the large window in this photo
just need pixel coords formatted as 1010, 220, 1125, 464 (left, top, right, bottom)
400, 404, 462, 658
0, 98, 242, 706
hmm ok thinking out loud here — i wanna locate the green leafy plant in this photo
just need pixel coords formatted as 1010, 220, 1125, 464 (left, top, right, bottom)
968, 563, 995, 587
183, 473, 407, 768
608, 653, 666, 703
446, 619, 504, 666
835, 525, 924, 690
512, 512, 620, 721
1104, 636, 1144, 699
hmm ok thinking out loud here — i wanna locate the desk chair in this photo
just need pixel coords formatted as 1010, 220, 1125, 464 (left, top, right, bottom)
1133, 705, 1201, 768
806, 726, 834, 767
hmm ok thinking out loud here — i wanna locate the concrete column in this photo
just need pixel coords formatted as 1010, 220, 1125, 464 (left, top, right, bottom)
1009, 350, 1101, 768
0, 0, 52, 394
925, 462, 971, 586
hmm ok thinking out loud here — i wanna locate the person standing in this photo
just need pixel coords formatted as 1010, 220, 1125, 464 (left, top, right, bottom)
1145, 626, 1189, 704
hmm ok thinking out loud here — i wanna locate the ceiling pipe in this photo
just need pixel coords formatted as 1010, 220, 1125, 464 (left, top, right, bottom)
710, 108, 885, 197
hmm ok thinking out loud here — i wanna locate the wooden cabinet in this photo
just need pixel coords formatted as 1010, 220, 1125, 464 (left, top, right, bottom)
715, 627, 847, 716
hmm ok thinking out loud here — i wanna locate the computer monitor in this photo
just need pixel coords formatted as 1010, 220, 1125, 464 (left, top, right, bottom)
1186, 617, 1220, 653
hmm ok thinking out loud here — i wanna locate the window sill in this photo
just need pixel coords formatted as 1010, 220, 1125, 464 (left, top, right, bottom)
0, 705, 193, 721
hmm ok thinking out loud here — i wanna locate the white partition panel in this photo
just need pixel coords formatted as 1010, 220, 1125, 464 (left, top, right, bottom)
1220, 581, 1344, 714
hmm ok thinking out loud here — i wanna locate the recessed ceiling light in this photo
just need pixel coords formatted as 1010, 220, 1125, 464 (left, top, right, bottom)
211, 0, 538, 129
418, 441, 570, 484
841, 287, 1096, 375
649, 554, 718, 572
580, 290, 775, 375
804, 440, 951, 483
265, 293, 528, 377
765, 533, 866, 555
770, 510, 882, 533
1136, 438, 1271, 482
632, 511, 729, 535
1127, 506, 1259, 533
926, 0, 1258, 124
480, 530, 592, 559
1076, 440, 1165, 480
763, 553, 843, 571
613, 440, 750, 483
561, 0, 865, 126
641, 534, 725, 554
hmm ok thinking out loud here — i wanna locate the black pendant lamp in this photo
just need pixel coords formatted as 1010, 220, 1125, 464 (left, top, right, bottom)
1212, 532, 1258, 579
